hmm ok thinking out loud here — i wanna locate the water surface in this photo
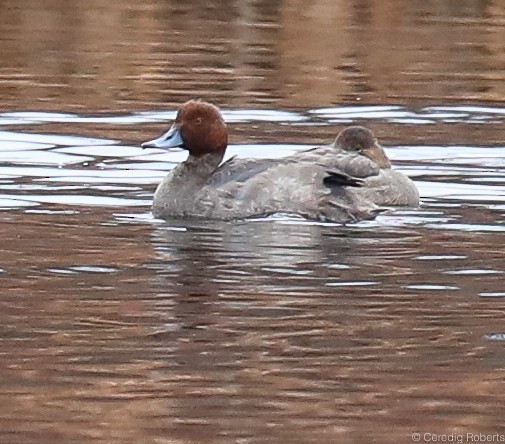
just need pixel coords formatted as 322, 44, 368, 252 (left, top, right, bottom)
1, 1, 505, 443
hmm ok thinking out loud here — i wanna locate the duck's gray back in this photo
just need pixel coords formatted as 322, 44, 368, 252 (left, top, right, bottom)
193, 160, 380, 223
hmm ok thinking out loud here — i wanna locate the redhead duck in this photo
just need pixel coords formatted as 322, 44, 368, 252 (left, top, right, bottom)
142, 100, 384, 223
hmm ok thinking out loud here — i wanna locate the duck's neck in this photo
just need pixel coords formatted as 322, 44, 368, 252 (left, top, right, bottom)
153, 151, 225, 216
168, 151, 224, 188
186, 151, 224, 175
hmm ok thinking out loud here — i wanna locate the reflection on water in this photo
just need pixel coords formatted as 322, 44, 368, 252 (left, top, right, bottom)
1, 0, 505, 110
1, 207, 505, 443
1, 1, 505, 443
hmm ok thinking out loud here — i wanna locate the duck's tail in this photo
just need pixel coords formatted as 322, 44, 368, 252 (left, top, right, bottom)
321, 170, 388, 223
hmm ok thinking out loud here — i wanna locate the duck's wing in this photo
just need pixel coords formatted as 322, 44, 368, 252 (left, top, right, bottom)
207, 156, 280, 187
196, 154, 383, 223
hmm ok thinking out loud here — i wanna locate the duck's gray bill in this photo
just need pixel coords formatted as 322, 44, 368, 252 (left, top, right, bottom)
141, 124, 184, 149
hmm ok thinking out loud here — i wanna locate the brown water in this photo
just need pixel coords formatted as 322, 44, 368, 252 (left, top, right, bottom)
1, 1, 505, 443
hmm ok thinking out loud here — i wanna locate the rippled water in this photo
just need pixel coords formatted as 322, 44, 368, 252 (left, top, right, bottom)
2, 105, 505, 443
2, 1, 505, 443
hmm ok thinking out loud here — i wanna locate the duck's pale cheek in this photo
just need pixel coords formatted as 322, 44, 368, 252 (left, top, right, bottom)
365, 145, 391, 169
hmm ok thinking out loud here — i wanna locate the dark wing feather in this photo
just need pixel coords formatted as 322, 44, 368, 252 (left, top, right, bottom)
323, 170, 364, 187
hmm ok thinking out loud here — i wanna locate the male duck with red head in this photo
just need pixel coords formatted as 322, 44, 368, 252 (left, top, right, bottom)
142, 100, 417, 222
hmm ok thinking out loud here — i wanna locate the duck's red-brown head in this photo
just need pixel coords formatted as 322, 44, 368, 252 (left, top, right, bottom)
142, 100, 228, 157
334, 126, 391, 169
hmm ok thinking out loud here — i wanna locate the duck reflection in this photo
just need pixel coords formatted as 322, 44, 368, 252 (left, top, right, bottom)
143, 218, 432, 442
